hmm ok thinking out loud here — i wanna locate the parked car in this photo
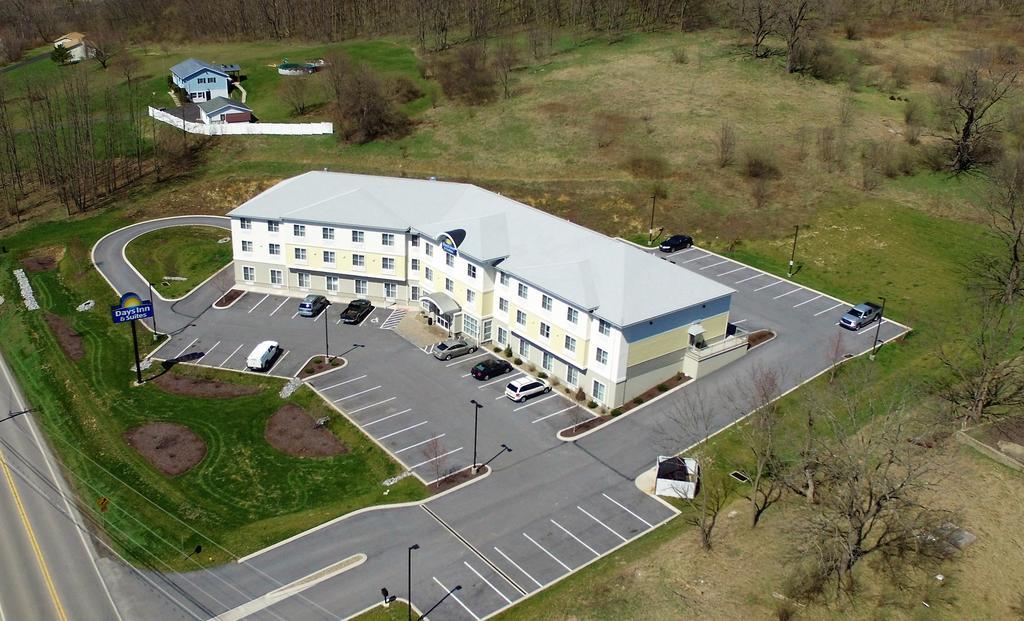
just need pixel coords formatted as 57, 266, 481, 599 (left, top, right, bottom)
432, 338, 477, 361
471, 359, 513, 380
298, 294, 329, 317
339, 299, 373, 324
504, 377, 550, 402
659, 234, 693, 253
839, 302, 882, 330
246, 340, 280, 371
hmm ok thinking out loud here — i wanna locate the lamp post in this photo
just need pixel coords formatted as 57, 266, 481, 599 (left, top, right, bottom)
869, 296, 887, 361
323, 301, 332, 360
148, 282, 159, 339
407, 544, 419, 621
787, 225, 800, 278
647, 194, 657, 246
470, 399, 482, 473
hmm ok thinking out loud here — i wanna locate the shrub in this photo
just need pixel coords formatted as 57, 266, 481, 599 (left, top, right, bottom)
493, 346, 502, 353
891, 63, 911, 89
513, 357, 523, 365
587, 400, 598, 409
525, 363, 536, 373
716, 122, 737, 168
633, 396, 644, 405
838, 94, 854, 127
671, 47, 688, 64
775, 600, 797, 621
904, 124, 921, 145
843, 21, 861, 40
611, 408, 622, 417
657, 383, 669, 392
799, 37, 856, 82
389, 76, 424, 103
929, 64, 950, 84
743, 146, 781, 179
503, 346, 513, 358
331, 62, 410, 144
994, 43, 1020, 66
549, 376, 560, 386
538, 371, 548, 379
330, 359, 340, 366
312, 357, 323, 365
903, 99, 926, 127
574, 387, 586, 402
431, 44, 497, 104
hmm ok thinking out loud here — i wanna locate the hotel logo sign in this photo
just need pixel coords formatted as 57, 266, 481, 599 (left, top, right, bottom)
110, 292, 154, 324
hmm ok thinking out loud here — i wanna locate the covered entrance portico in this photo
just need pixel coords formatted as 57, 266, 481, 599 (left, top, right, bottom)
421, 292, 463, 335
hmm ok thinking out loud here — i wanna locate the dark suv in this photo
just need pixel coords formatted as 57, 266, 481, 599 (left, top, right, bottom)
340, 299, 373, 324
471, 359, 513, 380
659, 235, 693, 253
298, 294, 329, 317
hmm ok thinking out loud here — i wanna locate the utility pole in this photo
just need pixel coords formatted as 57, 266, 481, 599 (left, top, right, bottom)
869, 296, 887, 361
647, 194, 657, 246
407, 544, 419, 621
787, 225, 799, 277
470, 400, 482, 473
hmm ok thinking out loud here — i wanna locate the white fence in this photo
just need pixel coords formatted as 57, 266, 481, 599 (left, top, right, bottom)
148, 107, 333, 136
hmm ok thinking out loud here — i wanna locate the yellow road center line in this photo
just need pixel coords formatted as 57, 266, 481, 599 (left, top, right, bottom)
0, 447, 69, 621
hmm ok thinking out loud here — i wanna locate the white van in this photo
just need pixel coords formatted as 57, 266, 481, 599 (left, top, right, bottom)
246, 340, 280, 371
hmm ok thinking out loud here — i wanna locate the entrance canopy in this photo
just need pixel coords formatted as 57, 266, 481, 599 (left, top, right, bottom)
422, 292, 461, 317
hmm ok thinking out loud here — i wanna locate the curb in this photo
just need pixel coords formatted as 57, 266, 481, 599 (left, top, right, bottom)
297, 357, 349, 382
212, 288, 249, 310
119, 219, 231, 303
557, 376, 696, 441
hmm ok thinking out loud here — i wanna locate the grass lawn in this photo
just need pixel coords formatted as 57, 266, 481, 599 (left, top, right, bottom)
0, 213, 426, 571
350, 602, 412, 621
123, 225, 232, 298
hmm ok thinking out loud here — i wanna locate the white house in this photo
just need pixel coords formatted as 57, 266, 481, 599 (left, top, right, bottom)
53, 32, 95, 63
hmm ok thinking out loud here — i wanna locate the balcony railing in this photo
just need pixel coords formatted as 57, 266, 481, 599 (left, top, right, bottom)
686, 332, 748, 361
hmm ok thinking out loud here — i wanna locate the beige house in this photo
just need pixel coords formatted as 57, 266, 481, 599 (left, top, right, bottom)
53, 32, 95, 63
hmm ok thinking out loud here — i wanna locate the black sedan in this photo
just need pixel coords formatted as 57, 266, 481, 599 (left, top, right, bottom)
659, 234, 693, 253
340, 299, 374, 324
471, 358, 513, 380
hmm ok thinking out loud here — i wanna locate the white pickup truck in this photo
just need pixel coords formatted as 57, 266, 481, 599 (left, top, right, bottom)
839, 302, 882, 330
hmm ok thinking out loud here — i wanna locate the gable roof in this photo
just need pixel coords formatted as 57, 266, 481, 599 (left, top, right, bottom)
197, 96, 251, 115
54, 32, 87, 48
170, 58, 229, 80
228, 172, 734, 327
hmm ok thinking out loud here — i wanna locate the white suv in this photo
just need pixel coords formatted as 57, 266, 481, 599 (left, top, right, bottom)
504, 377, 551, 403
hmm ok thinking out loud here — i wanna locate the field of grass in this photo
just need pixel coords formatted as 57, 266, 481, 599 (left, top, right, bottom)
124, 225, 232, 298
0, 213, 426, 571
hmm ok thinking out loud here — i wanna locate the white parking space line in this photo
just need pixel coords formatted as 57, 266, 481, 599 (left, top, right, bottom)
313, 308, 327, 322
735, 273, 763, 284
267, 350, 290, 374
718, 266, 746, 277
218, 344, 245, 368
550, 519, 598, 556
464, 561, 513, 605
531, 406, 576, 424
676, 247, 695, 254
348, 397, 397, 414
494, 547, 543, 589
773, 288, 802, 299
395, 434, 446, 455
174, 338, 199, 359
495, 394, 508, 400
446, 352, 488, 367
197, 341, 221, 360
698, 259, 729, 270
814, 303, 843, 317
378, 421, 429, 440
269, 297, 288, 316
513, 394, 558, 412
523, 533, 571, 572
858, 320, 886, 335
793, 294, 822, 308
732, 319, 748, 325
334, 386, 381, 402
602, 493, 653, 528
320, 375, 368, 391
409, 447, 462, 470
753, 281, 782, 292
480, 374, 522, 389
577, 506, 627, 543
679, 254, 709, 264
335, 317, 343, 325
290, 311, 299, 319
461, 373, 472, 378
247, 294, 269, 313
363, 409, 412, 428
432, 576, 481, 621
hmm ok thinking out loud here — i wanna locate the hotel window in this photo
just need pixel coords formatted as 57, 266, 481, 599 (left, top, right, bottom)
519, 339, 530, 357
497, 327, 507, 344
269, 243, 281, 256
599, 320, 611, 336
326, 276, 339, 292
567, 367, 579, 387
541, 295, 553, 311
592, 380, 606, 403
352, 254, 365, 268
241, 240, 253, 252
424, 266, 433, 281
352, 230, 364, 243
498, 297, 508, 312
293, 224, 305, 237
564, 335, 576, 352
516, 310, 526, 326
355, 279, 367, 295
517, 283, 528, 299
596, 348, 609, 365
411, 286, 420, 301
382, 233, 395, 247
297, 272, 311, 288
322, 227, 335, 240
445, 278, 454, 293
567, 307, 579, 324
466, 290, 476, 303
294, 247, 307, 260
239, 218, 251, 230
267, 221, 279, 233
445, 253, 455, 267
543, 352, 554, 372
411, 235, 420, 247
270, 269, 282, 285
464, 315, 479, 339
500, 273, 510, 286
411, 258, 420, 271
384, 282, 397, 298
539, 322, 550, 338
382, 257, 395, 271
425, 243, 433, 256
324, 251, 336, 264
242, 266, 254, 281
467, 264, 477, 278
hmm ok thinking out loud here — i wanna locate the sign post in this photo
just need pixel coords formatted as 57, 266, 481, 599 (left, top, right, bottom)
110, 292, 155, 384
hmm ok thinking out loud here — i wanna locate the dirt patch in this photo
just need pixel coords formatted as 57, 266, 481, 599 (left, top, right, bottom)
214, 289, 243, 308
125, 422, 207, 476
300, 356, 344, 377
20, 245, 65, 272
265, 405, 346, 458
44, 313, 84, 361
151, 371, 261, 399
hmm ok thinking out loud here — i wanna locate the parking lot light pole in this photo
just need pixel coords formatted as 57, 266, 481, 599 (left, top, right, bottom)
787, 225, 800, 277
407, 544, 419, 621
148, 282, 159, 339
323, 302, 331, 360
647, 194, 657, 246
869, 296, 887, 361
470, 399, 482, 473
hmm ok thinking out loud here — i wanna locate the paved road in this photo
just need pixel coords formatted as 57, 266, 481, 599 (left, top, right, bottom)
0, 52, 49, 75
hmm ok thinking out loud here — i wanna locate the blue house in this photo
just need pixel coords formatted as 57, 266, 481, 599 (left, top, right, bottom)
170, 58, 239, 103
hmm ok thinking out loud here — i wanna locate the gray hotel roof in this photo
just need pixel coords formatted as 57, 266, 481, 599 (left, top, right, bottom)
228, 171, 734, 327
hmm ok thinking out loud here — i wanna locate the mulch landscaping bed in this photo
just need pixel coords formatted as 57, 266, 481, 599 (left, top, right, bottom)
748, 329, 775, 348
125, 422, 207, 476
265, 405, 346, 458
151, 371, 261, 399
44, 313, 85, 361
300, 356, 343, 377
562, 415, 612, 438
430, 467, 485, 492
21, 245, 64, 272
214, 289, 243, 308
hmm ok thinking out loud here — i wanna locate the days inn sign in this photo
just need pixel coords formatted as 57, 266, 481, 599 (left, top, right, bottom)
439, 229, 466, 257
110, 292, 154, 324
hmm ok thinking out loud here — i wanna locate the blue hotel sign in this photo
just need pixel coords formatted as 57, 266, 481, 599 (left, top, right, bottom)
439, 233, 459, 257
110, 292, 154, 324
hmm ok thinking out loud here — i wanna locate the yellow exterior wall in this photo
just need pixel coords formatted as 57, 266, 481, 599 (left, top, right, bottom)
508, 302, 588, 367
284, 244, 406, 279
626, 311, 730, 367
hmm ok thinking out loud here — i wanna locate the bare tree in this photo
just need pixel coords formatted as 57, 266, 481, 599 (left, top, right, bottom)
422, 436, 449, 487
731, 0, 778, 59
89, 30, 122, 70
332, 63, 409, 144
837, 92, 854, 127
751, 177, 770, 209
779, 0, 817, 73
973, 153, 1024, 303
433, 44, 496, 104
493, 38, 519, 100
280, 77, 312, 116
825, 330, 845, 384
716, 121, 737, 168
734, 365, 785, 527
944, 49, 1019, 174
